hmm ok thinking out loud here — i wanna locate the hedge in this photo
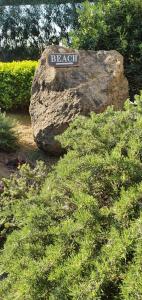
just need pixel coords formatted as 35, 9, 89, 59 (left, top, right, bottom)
0, 61, 38, 111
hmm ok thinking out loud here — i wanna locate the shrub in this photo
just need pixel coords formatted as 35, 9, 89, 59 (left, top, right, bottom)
1, 93, 142, 299
0, 60, 38, 111
0, 112, 18, 152
71, 0, 142, 98
0, 161, 48, 248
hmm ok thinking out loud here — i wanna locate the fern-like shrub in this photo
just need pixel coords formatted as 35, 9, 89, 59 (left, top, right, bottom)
0, 112, 18, 152
1, 93, 142, 299
0, 161, 48, 248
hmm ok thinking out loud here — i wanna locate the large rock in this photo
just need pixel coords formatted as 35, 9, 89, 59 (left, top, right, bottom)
30, 46, 129, 155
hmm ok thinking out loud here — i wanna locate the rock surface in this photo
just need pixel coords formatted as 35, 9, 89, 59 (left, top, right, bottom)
30, 46, 129, 155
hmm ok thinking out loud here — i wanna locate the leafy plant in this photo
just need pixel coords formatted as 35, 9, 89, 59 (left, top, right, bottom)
0, 112, 18, 152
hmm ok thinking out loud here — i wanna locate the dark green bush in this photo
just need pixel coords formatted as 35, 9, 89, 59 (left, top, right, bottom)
71, 0, 142, 98
0, 61, 37, 111
1, 93, 142, 299
0, 112, 18, 152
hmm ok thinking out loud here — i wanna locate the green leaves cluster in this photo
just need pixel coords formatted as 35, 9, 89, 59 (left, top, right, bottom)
1, 93, 142, 299
71, 0, 142, 98
0, 112, 18, 151
0, 61, 37, 111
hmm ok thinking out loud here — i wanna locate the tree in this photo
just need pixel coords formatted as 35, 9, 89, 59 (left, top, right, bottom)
0, 3, 79, 61
0, 0, 81, 5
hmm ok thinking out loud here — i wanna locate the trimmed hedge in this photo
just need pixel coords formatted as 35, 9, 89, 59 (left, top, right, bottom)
0, 61, 38, 111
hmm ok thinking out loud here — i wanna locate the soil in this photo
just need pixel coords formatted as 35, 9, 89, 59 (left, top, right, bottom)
0, 113, 58, 180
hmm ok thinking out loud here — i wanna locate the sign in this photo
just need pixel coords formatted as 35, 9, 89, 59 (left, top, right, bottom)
48, 53, 79, 67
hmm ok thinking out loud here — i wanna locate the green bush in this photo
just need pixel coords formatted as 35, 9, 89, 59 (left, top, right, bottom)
71, 0, 142, 98
0, 61, 38, 111
0, 112, 18, 152
1, 93, 142, 299
0, 161, 48, 248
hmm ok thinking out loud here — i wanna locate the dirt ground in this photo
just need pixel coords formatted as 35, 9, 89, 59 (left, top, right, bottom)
0, 113, 58, 179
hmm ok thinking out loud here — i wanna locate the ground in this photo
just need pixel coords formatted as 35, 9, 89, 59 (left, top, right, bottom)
0, 113, 58, 179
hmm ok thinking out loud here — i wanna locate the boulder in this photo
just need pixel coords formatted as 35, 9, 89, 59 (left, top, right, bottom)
29, 46, 129, 155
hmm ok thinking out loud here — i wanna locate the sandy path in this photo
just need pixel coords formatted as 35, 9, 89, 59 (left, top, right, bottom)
0, 113, 57, 179
8, 113, 36, 150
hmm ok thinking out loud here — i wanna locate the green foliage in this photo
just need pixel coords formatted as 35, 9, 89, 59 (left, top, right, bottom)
0, 61, 37, 111
1, 93, 142, 299
71, 0, 142, 98
0, 161, 48, 247
0, 112, 18, 151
